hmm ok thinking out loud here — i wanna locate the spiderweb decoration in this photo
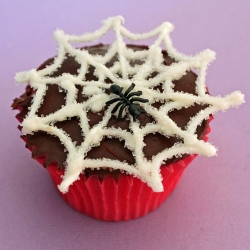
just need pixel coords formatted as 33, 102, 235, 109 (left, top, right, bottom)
15, 16, 244, 193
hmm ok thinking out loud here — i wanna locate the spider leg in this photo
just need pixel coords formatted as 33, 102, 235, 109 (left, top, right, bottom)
117, 103, 128, 120
124, 83, 135, 97
127, 91, 142, 99
111, 100, 125, 113
130, 97, 149, 103
106, 97, 123, 105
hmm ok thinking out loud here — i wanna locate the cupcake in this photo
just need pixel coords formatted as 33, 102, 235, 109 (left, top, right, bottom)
12, 16, 244, 221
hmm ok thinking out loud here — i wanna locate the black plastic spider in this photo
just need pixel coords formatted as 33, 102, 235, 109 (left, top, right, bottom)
106, 83, 149, 121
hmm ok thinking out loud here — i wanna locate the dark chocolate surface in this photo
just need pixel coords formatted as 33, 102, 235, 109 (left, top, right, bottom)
12, 44, 209, 175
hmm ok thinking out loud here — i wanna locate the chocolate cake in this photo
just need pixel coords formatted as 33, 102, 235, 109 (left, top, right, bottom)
12, 17, 244, 220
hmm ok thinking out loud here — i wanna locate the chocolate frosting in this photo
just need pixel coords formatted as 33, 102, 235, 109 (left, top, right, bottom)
12, 44, 209, 178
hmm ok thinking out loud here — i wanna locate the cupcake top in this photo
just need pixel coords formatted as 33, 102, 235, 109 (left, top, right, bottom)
15, 16, 244, 193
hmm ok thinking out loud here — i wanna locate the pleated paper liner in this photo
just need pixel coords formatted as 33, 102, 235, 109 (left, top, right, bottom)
47, 154, 196, 221
33, 123, 211, 221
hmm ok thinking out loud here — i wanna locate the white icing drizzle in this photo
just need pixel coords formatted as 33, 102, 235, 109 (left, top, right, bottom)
15, 16, 245, 193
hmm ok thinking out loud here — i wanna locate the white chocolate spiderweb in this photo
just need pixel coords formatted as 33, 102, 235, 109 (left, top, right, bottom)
15, 16, 244, 193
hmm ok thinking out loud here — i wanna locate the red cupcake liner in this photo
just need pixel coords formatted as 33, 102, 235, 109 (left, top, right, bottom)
35, 123, 210, 221
44, 153, 196, 221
